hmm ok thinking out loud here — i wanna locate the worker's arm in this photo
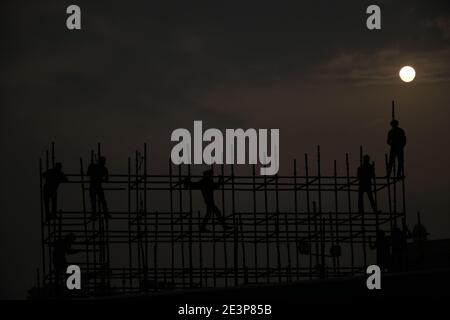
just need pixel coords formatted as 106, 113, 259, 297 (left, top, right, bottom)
387, 131, 392, 146
183, 177, 200, 189
86, 164, 93, 176
371, 164, 376, 180
103, 168, 109, 182
214, 176, 224, 188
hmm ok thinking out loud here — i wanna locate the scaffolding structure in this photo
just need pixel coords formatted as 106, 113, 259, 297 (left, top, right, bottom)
38, 142, 406, 296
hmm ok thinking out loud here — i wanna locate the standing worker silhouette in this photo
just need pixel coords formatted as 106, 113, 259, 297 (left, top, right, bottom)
357, 155, 381, 214
387, 119, 406, 178
43, 162, 68, 221
184, 169, 232, 232
87, 156, 109, 219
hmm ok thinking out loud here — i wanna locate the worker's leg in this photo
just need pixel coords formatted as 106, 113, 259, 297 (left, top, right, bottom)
51, 191, 58, 216
212, 204, 229, 227
397, 148, 404, 178
200, 205, 213, 230
43, 187, 50, 217
358, 190, 365, 213
387, 149, 396, 177
98, 188, 108, 214
367, 189, 378, 212
89, 188, 97, 213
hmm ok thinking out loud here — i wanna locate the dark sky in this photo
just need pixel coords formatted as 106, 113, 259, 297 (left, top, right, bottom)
1, 0, 450, 298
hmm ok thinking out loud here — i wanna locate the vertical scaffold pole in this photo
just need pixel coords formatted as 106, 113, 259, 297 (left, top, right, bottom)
127, 157, 132, 291
178, 165, 185, 288
80, 158, 90, 294
231, 164, 238, 286
304, 153, 312, 279
345, 153, 355, 276
211, 165, 217, 288
252, 164, 258, 284
221, 164, 228, 287
168, 159, 175, 286
264, 169, 270, 282
144, 144, 149, 287
293, 159, 300, 280
385, 154, 393, 229
187, 164, 193, 287
39, 159, 46, 288
360, 145, 367, 268
333, 160, 340, 275
275, 173, 282, 282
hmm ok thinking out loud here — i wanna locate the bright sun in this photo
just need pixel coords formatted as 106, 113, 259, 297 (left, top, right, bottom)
399, 66, 416, 82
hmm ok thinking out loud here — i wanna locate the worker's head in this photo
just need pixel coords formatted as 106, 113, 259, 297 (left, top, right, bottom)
363, 155, 370, 163
99, 156, 106, 166
203, 169, 213, 177
390, 119, 399, 127
54, 162, 62, 172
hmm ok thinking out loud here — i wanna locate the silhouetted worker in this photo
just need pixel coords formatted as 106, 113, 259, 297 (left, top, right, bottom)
357, 155, 380, 214
369, 230, 391, 271
387, 119, 406, 178
184, 169, 232, 232
390, 226, 411, 272
43, 162, 68, 221
412, 211, 429, 266
53, 233, 82, 274
87, 156, 109, 219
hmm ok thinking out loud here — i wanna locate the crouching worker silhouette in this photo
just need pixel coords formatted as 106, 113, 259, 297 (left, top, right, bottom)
53, 233, 82, 287
43, 162, 68, 221
87, 156, 110, 220
357, 155, 381, 214
184, 169, 232, 232
369, 230, 391, 271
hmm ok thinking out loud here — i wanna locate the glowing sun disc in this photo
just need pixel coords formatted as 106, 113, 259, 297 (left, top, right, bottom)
399, 66, 416, 82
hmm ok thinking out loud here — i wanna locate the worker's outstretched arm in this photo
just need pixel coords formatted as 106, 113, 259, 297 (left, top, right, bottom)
103, 168, 109, 182
214, 176, 224, 188
184, 178, 200, 189
86, 164, 93, 176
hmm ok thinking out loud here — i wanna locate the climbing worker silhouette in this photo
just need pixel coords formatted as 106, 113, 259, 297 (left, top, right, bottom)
369, 230, 391, 271
87, 156, 109, 219
43, 162, 68, 221
53, 233, 82, 273
357, 155, 381, 214
184, 169, 232, 232
387, 119, 406, 178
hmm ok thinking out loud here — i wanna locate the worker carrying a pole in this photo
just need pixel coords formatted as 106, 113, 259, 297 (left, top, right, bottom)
357, 155, 381, 214
184, 169, 232, 232
43, 162, 68, 221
